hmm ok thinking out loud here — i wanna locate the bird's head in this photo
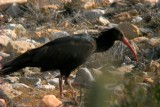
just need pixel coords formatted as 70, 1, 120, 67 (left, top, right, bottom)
109, 28, 138, 63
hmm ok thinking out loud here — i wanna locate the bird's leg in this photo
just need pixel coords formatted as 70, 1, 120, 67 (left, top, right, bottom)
64, 77, 74, 92
59, 75, 64, 98
64, 77, 77, 101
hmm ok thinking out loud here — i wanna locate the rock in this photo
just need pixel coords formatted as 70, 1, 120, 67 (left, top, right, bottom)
107, 23, 118, 28
110, 1, 128, 8
74, 68, 95, 87
28, 0, 60, 9
3, 76, 19, 83
122, 56, 132, 65
2, 29, 17, 39
83, 9, 105, 20
118, 23, 140, 39
132, 37, 149, 43
158, 0, 160, 7
0, 13, 4, 20
113, 12, 131, 22
22, 67, 41, 76
0, 91, 15, 107
132, 16, 143, 23
83, 1, 98, 10
0, 56, 2, 63
17, 38, 39, 47
12, 83, 30, 90
0, 0, 27, 10
113, 9, 138, 22
0, 99, 6, 107
130, 0, 158, 6
92, 68, 103, 76
143, 77, 154, 84
19, 77, 41, 87
143, 48, 154, 59
5, 24, 27, 37
1, 83, 22, 99
116, 65, 134, 73
40, 95, 62, 107
50, 31, 70, 40
98, 16, 110, 25
0, 36, 11, 47
131, 37, 150, 52
32, 36, 50, 44
148, 37, 160, 47
42, 70, 60, 80
6, 40, 35, 56
5, 3, 25, 17
145, 60, 160, 72
36, 85, 55, 90
0, 52, 10, 62
74, 29, 99, 34
139, 28, 156, 37
48, 78, 59, 86
105, 84, 124, 92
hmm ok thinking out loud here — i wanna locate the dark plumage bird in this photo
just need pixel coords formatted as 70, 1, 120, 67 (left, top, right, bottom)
0, 27, 138, 97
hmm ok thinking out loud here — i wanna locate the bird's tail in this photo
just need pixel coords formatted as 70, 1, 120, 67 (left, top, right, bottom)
0, 65, 23, 75
0, 52, 31, 76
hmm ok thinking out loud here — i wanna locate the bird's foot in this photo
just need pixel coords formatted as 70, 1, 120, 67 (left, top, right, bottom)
60, 93, 64, 99
64, 78, 79, 103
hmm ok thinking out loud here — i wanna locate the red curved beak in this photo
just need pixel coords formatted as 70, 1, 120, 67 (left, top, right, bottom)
122, 37, 138, 63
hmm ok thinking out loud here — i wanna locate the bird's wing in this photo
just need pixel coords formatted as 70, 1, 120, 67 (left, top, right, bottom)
30, 36, 96, 68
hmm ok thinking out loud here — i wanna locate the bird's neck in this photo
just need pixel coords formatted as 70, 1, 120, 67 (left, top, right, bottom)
95, 36, 115, 52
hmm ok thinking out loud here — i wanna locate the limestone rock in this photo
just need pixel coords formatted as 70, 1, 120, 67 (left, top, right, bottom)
0, 36, 11, 47
5, 24, 27, 37
113, 12, 131, 22
5, 3, 24, 17
19, 77, 41, 87
3, 76, 19, 83
148, 37, 160, 47
83, 9, 105, 20
36, 85, 55, 90
74, 68, 95, 87
116, 65, 134, 73
0, 99, 6, 107
28, 0, 60, 9
40, 95, 62, 107
130, 0, 158, 6
2, 29, 17, 39
12, 83, 30, 90
0, 0, 27, 10
48, 78, 59, 86
50, 31, 69, 40
118, 23, 140, 39
1, 83, 22, 99
6, 41, 35, 56
132, 37, 149, 43
98, 16, 110, 25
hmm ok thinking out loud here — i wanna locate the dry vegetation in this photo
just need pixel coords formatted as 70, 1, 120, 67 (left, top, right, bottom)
1, 0, 160, 107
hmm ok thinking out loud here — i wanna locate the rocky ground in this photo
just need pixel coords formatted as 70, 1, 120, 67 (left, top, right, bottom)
0, 0, 160, 107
